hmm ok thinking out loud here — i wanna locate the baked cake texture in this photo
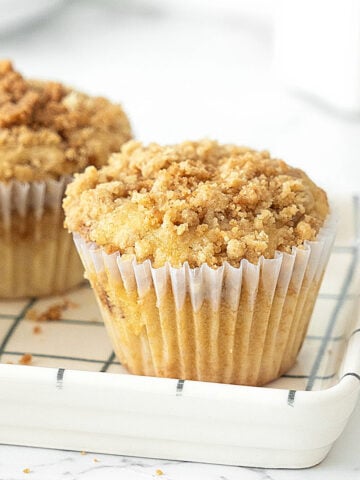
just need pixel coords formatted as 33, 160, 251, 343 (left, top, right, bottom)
0, 59, 132, 182
65, 140, 333, 386
0, 60, 132, 298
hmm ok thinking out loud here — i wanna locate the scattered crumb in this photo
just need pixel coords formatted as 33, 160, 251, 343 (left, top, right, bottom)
19, 353, 32, 365
23, 468, 31, 474
32, 325, 42, 334
93, 458, 100, 463
155, 469, 164, 476
25, 299, 77, 322
80, 450, 87, 455
25, 309, 40, 321
65, 299, 78, 309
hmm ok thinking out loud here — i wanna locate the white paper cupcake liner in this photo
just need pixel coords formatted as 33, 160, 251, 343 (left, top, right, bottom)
73, 213, 336, 385
0, 176, 84, 298
0, 176, 70, 229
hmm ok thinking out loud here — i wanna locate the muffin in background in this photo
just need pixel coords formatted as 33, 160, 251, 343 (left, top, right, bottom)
0, 60, 132, 298
64, 140, 335, 386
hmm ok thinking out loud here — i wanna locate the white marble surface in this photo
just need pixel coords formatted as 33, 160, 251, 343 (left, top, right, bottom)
0, 0, 359, 478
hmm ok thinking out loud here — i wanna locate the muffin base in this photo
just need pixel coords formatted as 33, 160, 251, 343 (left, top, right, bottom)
75, 213, 335, 386
0, 210, 84, 299
87, 269, 321, 386
82, 258, 329, 386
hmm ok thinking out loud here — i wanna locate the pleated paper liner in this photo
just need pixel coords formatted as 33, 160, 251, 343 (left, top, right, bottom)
0, 177, 84, 298
74, 214, 336, 386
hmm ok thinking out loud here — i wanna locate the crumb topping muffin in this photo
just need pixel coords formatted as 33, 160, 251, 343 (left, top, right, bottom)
64, 139, 329, 267
0, 60, 132, 182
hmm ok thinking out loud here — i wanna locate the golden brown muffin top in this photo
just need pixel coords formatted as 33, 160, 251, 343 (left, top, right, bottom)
0, 60, 132, 182
64, 140, 329, 267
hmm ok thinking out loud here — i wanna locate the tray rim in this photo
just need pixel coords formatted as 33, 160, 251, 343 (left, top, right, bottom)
0, 362, 358, 469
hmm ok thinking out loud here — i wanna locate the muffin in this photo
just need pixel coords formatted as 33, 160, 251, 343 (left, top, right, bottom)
64, 140, 335, 386
0, 60, 132, 298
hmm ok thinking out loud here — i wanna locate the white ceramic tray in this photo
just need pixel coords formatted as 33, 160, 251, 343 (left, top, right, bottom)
0, 195, 358, 468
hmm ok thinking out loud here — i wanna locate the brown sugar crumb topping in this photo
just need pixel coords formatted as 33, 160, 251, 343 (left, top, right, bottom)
64, 140, 329, 267
0, 60, 132, 182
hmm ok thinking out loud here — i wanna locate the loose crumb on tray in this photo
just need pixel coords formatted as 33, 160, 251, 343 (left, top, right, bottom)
26, 299, 77, 322
32, 325, 42, 334
155, 469, 164, 476
23, 468, 31, 474
19, 353, 32, 365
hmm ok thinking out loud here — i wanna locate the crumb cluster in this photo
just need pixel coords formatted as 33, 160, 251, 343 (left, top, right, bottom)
25, 299, 76, 322
64, 140, 329, 267
19, 353, 32, 365
0, 60, 132, 182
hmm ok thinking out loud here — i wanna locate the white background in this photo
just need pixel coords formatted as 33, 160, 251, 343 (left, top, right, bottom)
0, 0, 359, 478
